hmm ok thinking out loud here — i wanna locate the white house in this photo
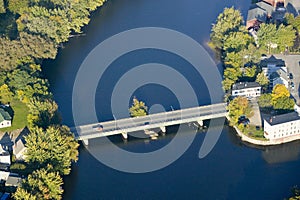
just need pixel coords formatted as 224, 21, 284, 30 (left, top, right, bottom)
13, 138, 26, 161
270, 68, 289, 89
232, 82, 261, 98
264, 112, 300, 140
0, 108, 12, 129
0, 146, 10, 165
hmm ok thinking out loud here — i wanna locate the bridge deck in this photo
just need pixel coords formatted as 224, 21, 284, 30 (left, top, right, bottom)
72, 103, 228, 141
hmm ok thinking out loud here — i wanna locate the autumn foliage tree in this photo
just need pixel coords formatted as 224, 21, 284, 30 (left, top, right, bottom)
227, 96, 253, 125
271, 84, 295, 112
13, 168, 63, 200
129, 97, 148, 117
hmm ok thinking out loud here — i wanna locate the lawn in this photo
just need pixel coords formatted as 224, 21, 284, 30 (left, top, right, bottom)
241, 125, 268, 141
0, 99, 29, 132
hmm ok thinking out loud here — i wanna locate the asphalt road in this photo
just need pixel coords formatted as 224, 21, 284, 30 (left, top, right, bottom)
74, 103, 227, 139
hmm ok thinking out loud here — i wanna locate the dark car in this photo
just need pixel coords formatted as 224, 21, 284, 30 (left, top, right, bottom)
238, 116, 250, 125
289, 73, 293, 79
291, 82, 295, 90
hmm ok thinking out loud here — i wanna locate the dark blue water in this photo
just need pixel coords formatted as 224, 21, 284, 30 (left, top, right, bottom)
43, 0, 300, 199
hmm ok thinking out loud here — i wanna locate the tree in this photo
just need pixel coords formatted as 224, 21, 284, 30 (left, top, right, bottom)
17, 6, 71, 44
222, 67, 242, 91
0, 84, 13, 104
8, 0, 29, 14
129, 97, 148, 117
223, 30, 254, 53
210, 7, 243, 49
227, 96, 253, 125
271, 84, 295, 112
258, 94, 272, 109
25, 126, 79, 175
0, 0, 5, 13
224, 52, 243, 68
272, 96, 295, 112
27, 97, 60, 129
243, 66, 257, 81
271, 84, 290, 103
222, 78, 235, 91
14, 168, 63, 200
256, 72, 269, 88
257, 23, 296, 53
257, 23, 277, 51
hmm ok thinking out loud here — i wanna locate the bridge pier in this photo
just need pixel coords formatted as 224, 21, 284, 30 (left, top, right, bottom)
83, 139, 89, 146
197, 120, 204, 127
160, 126, 166, 133
121, 132, 128, 140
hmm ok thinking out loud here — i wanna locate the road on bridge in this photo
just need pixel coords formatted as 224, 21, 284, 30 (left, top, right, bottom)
72, 103, 227, 140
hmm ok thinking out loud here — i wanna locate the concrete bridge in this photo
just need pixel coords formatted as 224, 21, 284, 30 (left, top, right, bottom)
71, 103, 228, 145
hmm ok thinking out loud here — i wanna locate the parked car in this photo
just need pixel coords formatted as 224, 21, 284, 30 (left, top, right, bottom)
290, 82, 295, 90
289, 73, 293, 79
238, 116, 250, 125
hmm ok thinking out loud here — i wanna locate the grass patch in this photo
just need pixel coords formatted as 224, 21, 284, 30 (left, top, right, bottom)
240, 125, 268, 141
0, 99, 29, 132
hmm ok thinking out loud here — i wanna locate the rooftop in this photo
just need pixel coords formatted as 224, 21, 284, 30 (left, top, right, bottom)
255, 1, 274, 15
5, 174, 21, 187
264, 112, 300, 126
232, 82, 261, 90
269, 67, 288, 80
0, 108, 11, 123
247, 7, 268, 22
260, 55, 286, 67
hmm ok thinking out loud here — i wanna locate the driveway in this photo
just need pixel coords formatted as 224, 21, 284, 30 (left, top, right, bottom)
249, 98, 262, 127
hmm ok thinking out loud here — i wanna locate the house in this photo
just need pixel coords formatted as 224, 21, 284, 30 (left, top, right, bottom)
285, 0, 300, 16
261, 55, 286, 77
264, 112, 300, 140
5, 173, 22, 187
13, 137, 26, 161
232, 82, 261, 98
247, 1, 274, 29
269, 67, 289, 89
0, 171, 9, 181
0, 108, 11, 129
263, 0, 285, 7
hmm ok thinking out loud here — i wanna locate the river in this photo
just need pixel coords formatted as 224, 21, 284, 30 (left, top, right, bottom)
43, 0, 300, 199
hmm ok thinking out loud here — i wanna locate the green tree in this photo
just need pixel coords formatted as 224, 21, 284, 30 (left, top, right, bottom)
272, 96, 295, 112
0, 84, 14, 103
14, 168, 63, 200
0, 0, 5, 13
258, 93, 272, 109
8, 0, 29, 14
17, 6, 71, 44
25, 126, 79, 175
223, 30, 254, 53
129, 97, 148, 117
227, 96, 253, 125
224, 51, 243, 68
257, 23, 296, 53
255, 72, 269, 88
27, 97, 60, 129
210, 7, 243, 49
243, 66, 257, 80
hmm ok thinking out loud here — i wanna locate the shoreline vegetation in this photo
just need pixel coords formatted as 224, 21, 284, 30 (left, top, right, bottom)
209, 6, 299, 145
209, 5, 300, 199
0, 0, 107, 199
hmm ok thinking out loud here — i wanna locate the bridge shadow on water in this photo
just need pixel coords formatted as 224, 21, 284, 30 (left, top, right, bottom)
82, 121, 212, 154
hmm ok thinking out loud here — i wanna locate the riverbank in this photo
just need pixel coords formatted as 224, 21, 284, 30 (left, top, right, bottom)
233, 125, 300, 146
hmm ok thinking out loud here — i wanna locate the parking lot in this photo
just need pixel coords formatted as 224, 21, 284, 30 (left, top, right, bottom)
272, 54, 300, 105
